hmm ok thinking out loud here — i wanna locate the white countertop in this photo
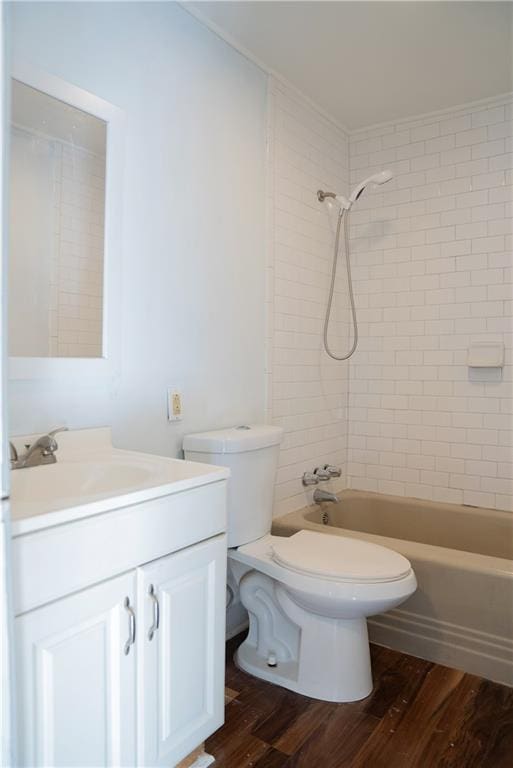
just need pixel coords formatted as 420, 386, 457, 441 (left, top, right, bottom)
9, 427, 229, 536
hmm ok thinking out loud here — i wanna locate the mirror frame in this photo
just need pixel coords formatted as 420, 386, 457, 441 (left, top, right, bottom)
8, 60, 124, 382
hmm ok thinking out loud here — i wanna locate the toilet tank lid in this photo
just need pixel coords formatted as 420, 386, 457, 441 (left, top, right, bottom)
183, 425, 283, 454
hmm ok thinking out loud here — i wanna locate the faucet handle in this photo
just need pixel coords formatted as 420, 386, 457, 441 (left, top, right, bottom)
314, 467, 330, 481
302, 471, 319, 487
41, 427, 68, 456
323, 464, 341, 478
48, 426, 69, 438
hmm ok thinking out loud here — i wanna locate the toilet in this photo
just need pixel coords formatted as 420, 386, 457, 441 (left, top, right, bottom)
183, 425, 417, 703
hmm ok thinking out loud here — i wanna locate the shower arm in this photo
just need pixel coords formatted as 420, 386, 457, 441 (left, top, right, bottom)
317, 190, 336, 202
317, 189, 351, 210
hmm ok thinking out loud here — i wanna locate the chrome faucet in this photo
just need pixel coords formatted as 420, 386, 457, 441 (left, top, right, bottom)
313, 488, 339, 504
10, 427, 68, 470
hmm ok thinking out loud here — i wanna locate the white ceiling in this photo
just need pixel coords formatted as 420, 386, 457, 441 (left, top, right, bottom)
186, 1, 513, 130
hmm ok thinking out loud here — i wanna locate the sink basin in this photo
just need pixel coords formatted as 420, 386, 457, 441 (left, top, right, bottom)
11, 459, 156, 505
9, 428, 229, 535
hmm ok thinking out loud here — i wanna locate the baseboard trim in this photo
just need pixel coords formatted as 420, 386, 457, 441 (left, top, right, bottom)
369, 608, 513, 687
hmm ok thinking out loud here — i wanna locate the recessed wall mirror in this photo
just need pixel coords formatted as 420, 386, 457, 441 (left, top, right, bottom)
9, 79, 107, 358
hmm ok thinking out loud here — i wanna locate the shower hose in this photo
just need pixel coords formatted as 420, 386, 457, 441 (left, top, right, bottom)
323, 207, 358, 360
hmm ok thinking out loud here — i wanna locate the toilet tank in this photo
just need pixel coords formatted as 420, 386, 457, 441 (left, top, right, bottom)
183, 425, 283, 548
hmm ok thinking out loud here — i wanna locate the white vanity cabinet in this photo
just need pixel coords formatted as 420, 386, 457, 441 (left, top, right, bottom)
12, 473, 228, 768
16, 571, 138, 768
137, 535, 226, 767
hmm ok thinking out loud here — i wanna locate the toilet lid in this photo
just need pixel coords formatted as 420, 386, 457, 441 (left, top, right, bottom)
271, 530, 411, 583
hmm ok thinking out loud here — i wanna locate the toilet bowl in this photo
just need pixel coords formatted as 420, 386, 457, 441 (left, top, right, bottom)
183, 425, 417, 703
229, 530, 416, 702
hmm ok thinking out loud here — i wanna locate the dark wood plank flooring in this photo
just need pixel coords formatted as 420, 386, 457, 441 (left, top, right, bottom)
206, 634, 513, 768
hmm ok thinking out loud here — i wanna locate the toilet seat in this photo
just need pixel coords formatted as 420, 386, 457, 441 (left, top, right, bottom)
230, 533, 415, 607
271, 530, 411, 584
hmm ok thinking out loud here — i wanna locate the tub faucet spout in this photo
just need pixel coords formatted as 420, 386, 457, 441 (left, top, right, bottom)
313, 488, 339, 504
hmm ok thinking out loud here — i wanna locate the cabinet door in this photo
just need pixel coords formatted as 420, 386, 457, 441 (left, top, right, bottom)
137, 534, 227, 767
16, 571, 137, 767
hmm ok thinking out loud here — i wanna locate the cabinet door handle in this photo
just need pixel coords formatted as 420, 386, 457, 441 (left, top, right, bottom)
148, 584, 160, 641
123, 597, 136, 655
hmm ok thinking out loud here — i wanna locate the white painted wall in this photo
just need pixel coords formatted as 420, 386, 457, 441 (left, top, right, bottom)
266, 79, 350, 517
347, 98, 513, 512
8, 2, 267, 456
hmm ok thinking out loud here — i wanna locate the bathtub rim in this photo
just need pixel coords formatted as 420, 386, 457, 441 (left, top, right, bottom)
272, 492, 513, 580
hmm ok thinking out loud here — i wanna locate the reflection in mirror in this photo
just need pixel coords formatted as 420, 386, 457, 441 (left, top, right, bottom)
9, 80, 107, 358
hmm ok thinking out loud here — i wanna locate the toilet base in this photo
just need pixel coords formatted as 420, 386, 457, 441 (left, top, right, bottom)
235, 625, 373, 702
235, 597, 373, 702
235, 642, 300, 694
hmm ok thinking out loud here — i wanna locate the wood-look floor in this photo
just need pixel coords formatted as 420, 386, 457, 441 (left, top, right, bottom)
206, 634, 513, 768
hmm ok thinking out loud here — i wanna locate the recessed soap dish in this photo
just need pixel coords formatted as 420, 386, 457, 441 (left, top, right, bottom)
467, 341, 504, 368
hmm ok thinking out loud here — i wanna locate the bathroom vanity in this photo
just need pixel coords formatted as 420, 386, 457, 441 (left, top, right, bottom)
10, 428, 229, 768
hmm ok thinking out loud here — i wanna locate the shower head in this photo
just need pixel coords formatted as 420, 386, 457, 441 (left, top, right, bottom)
348, 169, 393, 204
317, 169, 393, 211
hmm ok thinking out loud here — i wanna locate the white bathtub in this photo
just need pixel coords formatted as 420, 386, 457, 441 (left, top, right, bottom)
272, 489, 513, 687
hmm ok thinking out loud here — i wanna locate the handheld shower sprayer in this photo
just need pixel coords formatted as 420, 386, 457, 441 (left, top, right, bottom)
318, 169, 393, 211
349, 169, 393, 203
317, 169, 393, 360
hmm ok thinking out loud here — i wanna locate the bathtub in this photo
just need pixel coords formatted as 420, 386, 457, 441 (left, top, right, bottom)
272, 489, 513, 687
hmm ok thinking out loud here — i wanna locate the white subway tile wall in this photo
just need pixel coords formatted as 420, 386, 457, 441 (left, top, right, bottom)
347, 98, 513, 511
266, 79, 351, 516
50, 142, 105, 357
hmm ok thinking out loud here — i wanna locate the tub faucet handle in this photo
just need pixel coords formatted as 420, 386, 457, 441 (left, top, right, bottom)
323, 464, 341, 478
302, 471, 319, 486
314, 467, 330, 481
